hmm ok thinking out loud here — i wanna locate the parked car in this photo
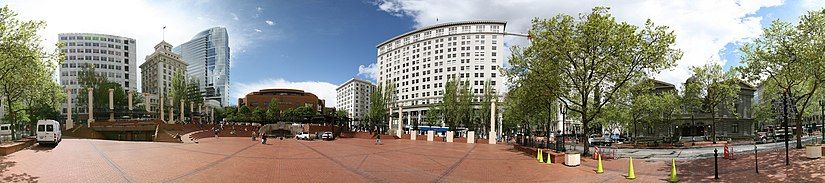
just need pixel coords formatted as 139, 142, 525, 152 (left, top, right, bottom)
295, 132, 312, 140
321, 131, 334, 140
36, 120, 62, 146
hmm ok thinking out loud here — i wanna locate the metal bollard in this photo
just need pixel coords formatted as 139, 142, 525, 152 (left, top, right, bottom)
755, 146, 759, 174
714, 148, 719, 180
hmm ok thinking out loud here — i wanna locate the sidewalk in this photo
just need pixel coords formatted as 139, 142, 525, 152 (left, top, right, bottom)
566, 136, 818, 159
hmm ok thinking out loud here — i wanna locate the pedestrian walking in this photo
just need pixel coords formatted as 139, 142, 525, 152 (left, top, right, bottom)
252, 131, 257, 141
261, 132, 267, 144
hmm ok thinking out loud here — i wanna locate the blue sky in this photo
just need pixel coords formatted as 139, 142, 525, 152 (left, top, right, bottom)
4, 0, 824, 106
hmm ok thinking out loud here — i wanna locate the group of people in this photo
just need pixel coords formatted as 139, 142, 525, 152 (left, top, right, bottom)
252, 131, 268, 144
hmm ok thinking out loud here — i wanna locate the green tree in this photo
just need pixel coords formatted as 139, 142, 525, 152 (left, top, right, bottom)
366, 83, 387, 132
508, 7, 682, 154
251, 109, 265, 122
0, 6, 64, 138
739, 8, 825, 148
238, 105, 251, 122
265, 99, 280, 123
684, 63, 740, 144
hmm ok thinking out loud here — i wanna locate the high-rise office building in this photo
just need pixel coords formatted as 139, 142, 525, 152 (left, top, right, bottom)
376, 21, 506, 129
140, 41, 188, 112
336, 78, 376, 125
58, 33, 137, 114
173, 27, 230, 106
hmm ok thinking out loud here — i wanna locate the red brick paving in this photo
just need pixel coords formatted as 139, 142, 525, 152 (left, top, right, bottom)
0, 138, 677, 182
679, 147, 825, 182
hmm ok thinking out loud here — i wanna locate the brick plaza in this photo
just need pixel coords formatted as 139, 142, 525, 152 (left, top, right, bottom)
0, 137, 677, 182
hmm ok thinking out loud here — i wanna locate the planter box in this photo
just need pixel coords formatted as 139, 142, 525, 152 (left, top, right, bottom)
548, 151, 565, 164
427, 131, 434, 141
806, 145, 821, 159
564, 152, 581, 167
467, 131, 475, 144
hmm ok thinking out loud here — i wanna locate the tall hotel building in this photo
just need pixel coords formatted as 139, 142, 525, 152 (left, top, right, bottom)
58, 33, 137, 114
376, 21, 506, 129
336, 78, 376, 125
173, 27, 230, 106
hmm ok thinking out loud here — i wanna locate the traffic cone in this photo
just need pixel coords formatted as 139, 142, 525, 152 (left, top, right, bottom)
723, 144, 730, 159
596, 153, 604, 174
669, 159, 679, 182
546, 153, 553, 164
626, 157, 636, 180
537, 149, 544, 163
536, 149, 541, 161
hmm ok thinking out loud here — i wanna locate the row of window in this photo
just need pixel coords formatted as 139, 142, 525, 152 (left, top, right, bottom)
60, 35, 131, 44
381, 25, 502, 51
63, 48, 129, 57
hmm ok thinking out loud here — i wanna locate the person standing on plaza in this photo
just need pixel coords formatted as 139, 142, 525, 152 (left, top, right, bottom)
261, 132, 267, 144
252, 131, 257, 141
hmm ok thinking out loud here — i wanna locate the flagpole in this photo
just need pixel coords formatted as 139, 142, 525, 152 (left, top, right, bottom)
162, 26, 166, 41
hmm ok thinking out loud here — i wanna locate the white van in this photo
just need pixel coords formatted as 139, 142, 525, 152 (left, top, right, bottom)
0, 124, 11, 136
36, 120, 62, 145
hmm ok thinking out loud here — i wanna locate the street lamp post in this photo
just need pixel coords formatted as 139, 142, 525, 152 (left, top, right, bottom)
560, 102, 568, 152
820, 99, 825, 143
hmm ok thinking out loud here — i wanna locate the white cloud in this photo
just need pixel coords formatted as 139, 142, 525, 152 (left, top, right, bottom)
357, 63, 379, 82
375, 0, 786, 88
231, 13, 239, 21
254, 29, 262, 32
233, 79, 339, 107
265, 20, 274, 26
3, 0, 266, 91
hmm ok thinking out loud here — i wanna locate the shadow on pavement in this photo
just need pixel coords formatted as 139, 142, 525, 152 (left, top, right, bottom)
0, 157, 39, 183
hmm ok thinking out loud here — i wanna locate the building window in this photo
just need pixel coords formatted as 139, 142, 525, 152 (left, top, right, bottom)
732, 123, 739, 134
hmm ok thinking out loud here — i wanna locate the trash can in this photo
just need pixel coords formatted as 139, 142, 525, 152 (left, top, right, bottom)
805, 144, 821, 159
564, 151, 581, 167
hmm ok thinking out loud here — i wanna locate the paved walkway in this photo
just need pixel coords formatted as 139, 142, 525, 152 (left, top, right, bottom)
180, 130, 206, 144
0, 138, 672, 182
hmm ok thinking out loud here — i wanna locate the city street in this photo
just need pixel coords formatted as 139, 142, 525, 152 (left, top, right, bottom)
565, 136, 818, 159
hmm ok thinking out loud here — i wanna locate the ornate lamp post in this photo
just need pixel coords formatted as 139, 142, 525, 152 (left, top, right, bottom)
819, 99, 825, 142
559, 102, 568, 152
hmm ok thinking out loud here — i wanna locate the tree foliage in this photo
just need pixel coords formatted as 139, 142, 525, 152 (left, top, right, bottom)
506, 7, 681, 154
739, 8, 825, 148
0, 6, 65, 138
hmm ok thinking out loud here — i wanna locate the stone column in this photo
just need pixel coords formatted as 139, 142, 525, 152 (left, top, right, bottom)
87, 88, 94, 126
168, 98, 174, 124
108, 89, 114, 121
180, 100, 185, 123
66, 88, 74, 129
127, 90, 133, 111
143, 93, 150, 112
198, 103, 202, 114
160, 96, 165, 122
388, 108, 393, 135
190, 101, 194, 123
210, 108, 215, 124
396, 107, 403, 137
417, 111, 421, 133
489, 98, 497, 144
427, 130, 434, 141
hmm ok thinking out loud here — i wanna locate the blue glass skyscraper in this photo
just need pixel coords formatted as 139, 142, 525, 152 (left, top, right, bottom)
174, 27, 231, 106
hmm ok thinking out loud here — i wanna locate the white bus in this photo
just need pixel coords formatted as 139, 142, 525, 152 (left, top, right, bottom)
36, 120, 62, 145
